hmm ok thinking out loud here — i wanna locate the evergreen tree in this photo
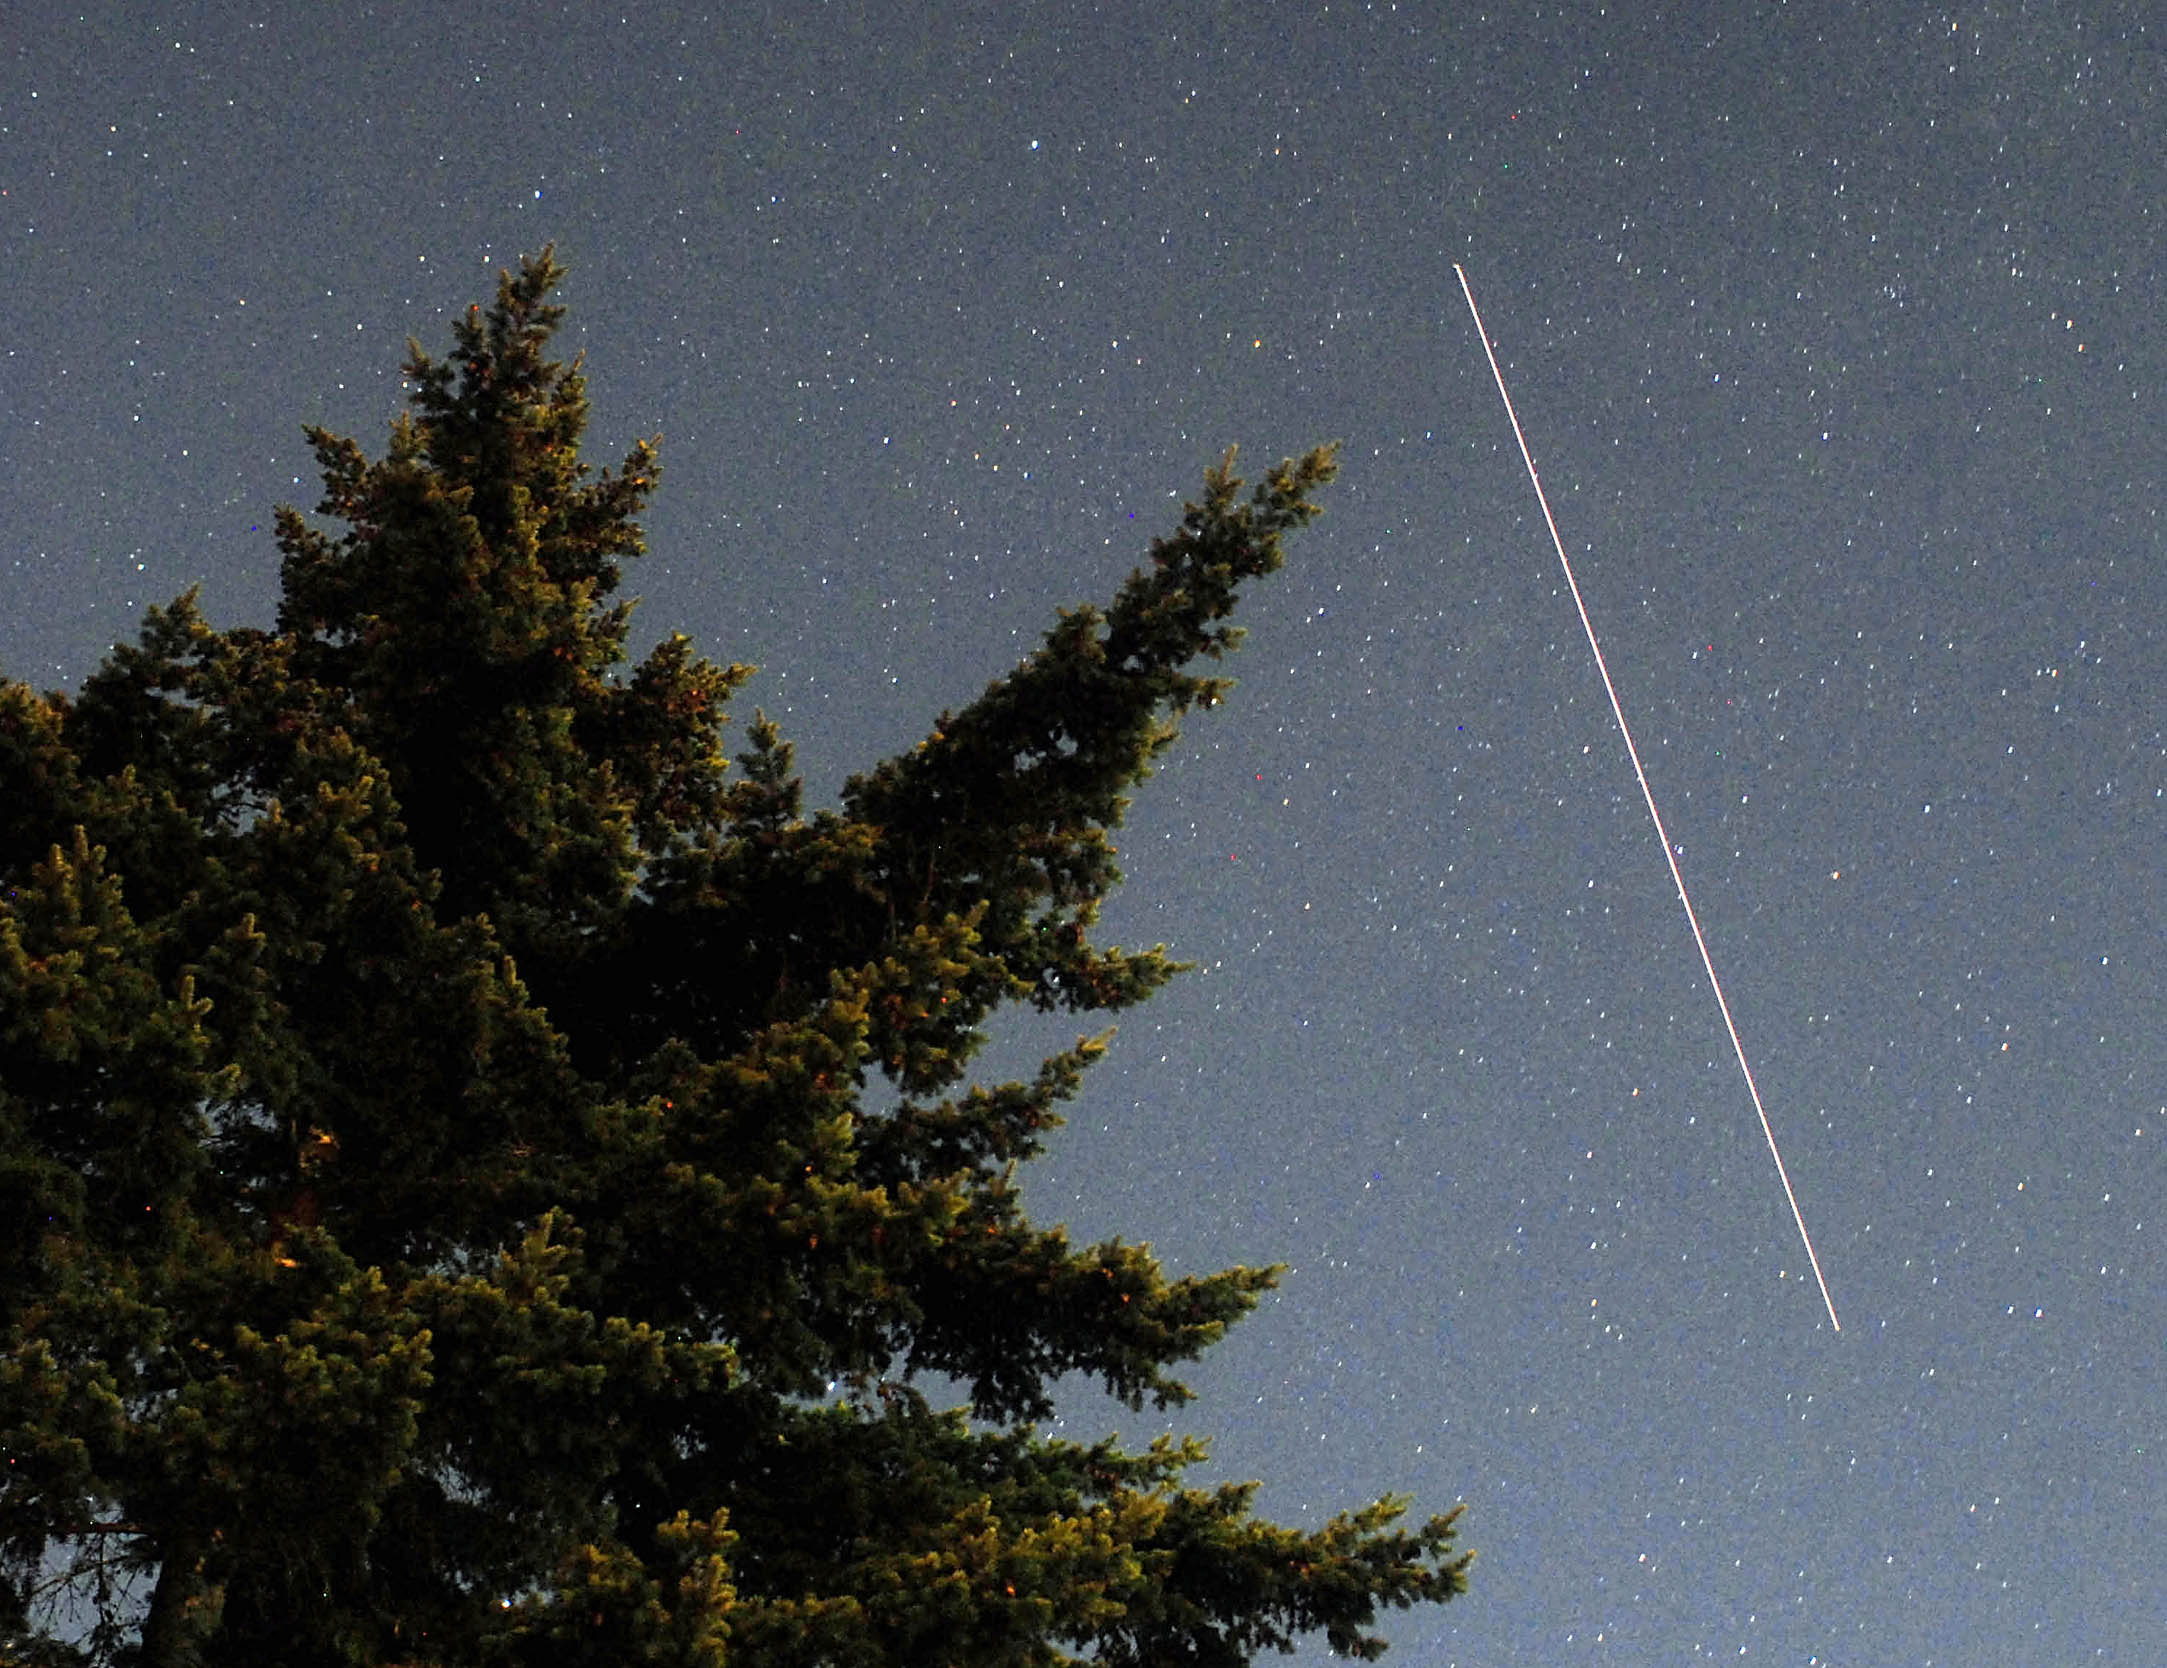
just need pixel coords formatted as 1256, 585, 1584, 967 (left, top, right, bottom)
0, 251, 1468, 1666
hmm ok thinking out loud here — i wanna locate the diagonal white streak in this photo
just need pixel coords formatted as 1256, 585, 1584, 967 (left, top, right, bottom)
1453, 264, 1841, 1332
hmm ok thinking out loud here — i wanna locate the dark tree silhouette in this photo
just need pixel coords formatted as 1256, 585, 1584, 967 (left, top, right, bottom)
0, 250, 1468, 1666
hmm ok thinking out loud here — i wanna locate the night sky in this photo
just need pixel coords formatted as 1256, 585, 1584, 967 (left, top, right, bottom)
7, 4, 2163, 1662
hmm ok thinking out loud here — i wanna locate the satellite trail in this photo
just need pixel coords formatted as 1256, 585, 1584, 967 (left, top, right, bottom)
1454, 263, 1841, 1333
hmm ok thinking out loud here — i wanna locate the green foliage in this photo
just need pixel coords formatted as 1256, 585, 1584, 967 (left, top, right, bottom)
0, 250, 1468, 1665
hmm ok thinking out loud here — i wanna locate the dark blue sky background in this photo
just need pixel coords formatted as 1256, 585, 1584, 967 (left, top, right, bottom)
6, 3, 2162, 1661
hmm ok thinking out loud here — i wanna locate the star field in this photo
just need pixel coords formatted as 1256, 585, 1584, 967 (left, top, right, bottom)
4, 4, 2162, 1660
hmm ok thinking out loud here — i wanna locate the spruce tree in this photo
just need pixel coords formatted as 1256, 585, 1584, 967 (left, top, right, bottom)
0, 251, 1468, 1666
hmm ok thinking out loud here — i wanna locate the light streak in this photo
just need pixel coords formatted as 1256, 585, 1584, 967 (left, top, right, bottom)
1453, 263, 1841, 1332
